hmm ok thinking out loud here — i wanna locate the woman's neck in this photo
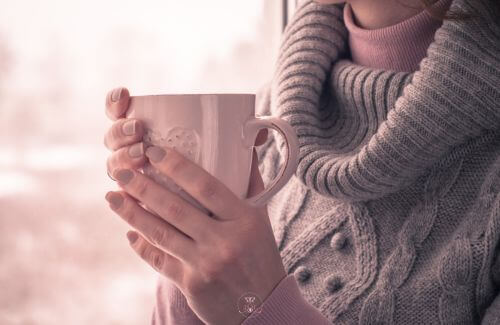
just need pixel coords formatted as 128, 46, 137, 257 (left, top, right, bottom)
349, 0, 424, 29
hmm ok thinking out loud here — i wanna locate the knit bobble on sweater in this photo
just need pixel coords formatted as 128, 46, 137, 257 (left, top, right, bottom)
294, 266, 311, 282
324, 275, 343, 293
330, 232, 347, 250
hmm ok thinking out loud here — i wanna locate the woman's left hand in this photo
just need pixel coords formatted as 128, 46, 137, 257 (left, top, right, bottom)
105, 144, 286, 325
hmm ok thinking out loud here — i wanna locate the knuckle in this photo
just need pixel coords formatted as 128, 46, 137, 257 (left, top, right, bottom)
139, 244, 153, 262
105, 128, 118, 150
111, 119, 126, 142
107, 119, 144, 151
107, 151, 124, 176
152, 252, 164, 271
198, 178, 218, 199
202, 262, 223, 284
151, 227, 169, 248
104, 130, 118, 151
165, 201, 184, 220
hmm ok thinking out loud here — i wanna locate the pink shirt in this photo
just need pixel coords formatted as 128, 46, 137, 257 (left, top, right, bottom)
151, 2, 449, 324
344, 0, 452, 72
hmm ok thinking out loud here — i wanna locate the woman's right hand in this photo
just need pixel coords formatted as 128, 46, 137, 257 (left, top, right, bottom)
104, 87, 147, 178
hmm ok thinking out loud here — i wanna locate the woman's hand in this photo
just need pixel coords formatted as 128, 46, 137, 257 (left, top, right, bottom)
103, 87, 284, 325
103, 87, 147, 178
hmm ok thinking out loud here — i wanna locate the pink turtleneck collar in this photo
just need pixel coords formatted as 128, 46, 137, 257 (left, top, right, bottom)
343, 0, 453, 72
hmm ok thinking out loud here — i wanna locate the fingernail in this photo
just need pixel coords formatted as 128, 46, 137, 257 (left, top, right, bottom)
105, 191, 123, 209
127, 231, 138, 244
145, 146, 166, 163
122, 120, 136, 136
111, 87, 123, 102
128, 142, 144, 158
114, 169, 134, 185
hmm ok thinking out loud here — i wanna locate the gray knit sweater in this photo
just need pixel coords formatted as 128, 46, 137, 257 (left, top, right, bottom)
254, 0, 500, 323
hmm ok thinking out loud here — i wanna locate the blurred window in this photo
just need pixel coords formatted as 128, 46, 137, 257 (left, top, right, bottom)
0, 1, 282, 324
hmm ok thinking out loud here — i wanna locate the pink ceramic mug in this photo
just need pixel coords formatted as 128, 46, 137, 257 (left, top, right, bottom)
125, 93, 299, 209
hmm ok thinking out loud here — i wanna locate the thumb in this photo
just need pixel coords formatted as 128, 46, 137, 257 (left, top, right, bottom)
246, 148, 265, 199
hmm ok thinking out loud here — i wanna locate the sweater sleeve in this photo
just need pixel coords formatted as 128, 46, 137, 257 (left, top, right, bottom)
151, 274, 204, 325
241, 274, 332, 325
150, 274, 332, 325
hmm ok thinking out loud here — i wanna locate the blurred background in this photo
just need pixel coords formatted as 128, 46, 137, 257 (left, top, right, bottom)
0, 0, 297, 323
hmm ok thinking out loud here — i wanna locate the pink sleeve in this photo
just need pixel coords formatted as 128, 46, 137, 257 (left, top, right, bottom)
151, 275, 204, 325
241, 274, 332, 325
150, 274, 331, 325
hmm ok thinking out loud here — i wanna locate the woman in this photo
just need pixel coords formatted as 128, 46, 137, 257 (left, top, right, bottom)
103, 0, 500, 323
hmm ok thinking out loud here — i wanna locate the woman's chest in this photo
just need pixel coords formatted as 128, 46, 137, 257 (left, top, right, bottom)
265, 143, 499, 322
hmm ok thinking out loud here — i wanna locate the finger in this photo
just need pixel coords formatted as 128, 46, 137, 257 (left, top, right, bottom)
104, 118, 144, 151
126, 230, 184, 282
105, 87, 130, 121
254, 129, 268, 146
107, 142, 147, 176
144, 146, 243, 220
111, 168, 214, 241
106, 191, 196, 264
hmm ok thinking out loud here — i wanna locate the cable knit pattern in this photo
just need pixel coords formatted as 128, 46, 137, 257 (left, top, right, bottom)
359, 157, 464, 324
438, 236, 474, 324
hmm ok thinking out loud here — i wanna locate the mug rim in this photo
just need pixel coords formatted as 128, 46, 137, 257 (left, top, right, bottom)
130, 93, 255, 98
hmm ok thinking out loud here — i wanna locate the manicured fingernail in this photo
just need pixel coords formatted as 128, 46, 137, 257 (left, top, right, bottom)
114, 169, 134, 185
105, 191, 123, 209
111, 87, 123, 102
127, 231, 138, 244
145, 146, 166, 162
122, 120, 136, 136
128, 142, 144, 158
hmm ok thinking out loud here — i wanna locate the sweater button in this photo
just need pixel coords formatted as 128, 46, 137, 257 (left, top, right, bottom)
330, 232, 347, 250
324, 275, 343, 293
294, 266, 311, 283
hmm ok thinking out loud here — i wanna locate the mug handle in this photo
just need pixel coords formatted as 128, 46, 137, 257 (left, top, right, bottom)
242, 116, 299, 206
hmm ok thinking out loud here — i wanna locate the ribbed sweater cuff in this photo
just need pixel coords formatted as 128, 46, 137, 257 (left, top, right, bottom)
241, 274, 331, 325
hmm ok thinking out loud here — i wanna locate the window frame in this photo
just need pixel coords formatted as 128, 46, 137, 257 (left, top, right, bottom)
282, 0, 298, 31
